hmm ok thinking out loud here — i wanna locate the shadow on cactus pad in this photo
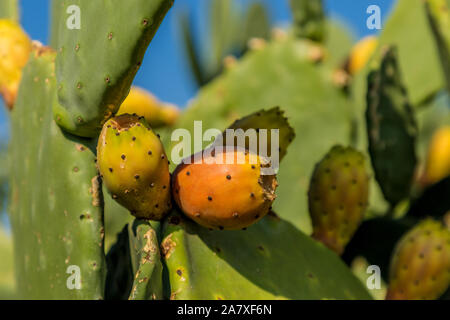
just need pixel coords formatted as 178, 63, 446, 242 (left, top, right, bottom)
161, 210, 372, 300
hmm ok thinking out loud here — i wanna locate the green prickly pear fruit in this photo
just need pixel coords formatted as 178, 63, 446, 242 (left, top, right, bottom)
172, 149, 277, 230
386, 219, 450, 300
97, 114, 171, 220
308, 145, 370, 255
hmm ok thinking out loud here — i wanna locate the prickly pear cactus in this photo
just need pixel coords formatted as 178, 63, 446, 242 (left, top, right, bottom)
172, 149, 277, 230
386, 219, 450, 300
0, 19, 31, 109
9, 47, 105, 299
168, 35, 355, 233
52, 0, 174, 137
425, 0, 450, 92
97, 114, 172, 220
116, 86, 180, 128
366, 46, 418, 207
308, 145, 370, 255
128, 220, 163, 300
0, 0, 18, 21
161, 210, 372, 300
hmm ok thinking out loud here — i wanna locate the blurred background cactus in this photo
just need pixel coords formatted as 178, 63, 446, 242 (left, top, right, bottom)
0, 0, 449, 300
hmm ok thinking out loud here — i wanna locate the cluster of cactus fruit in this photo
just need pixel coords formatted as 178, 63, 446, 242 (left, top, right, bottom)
0, 0, 450, 300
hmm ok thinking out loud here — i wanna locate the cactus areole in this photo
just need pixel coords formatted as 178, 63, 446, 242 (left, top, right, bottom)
172, 149, 277, 230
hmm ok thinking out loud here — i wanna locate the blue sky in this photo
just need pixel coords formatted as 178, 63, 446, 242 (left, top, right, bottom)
0, 0, 395, 142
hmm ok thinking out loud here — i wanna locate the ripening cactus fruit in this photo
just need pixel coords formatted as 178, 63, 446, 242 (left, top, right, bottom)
97, 114, 171, 220
422, 126, 450, 186
172, 149, 277, 230
0, 19, 32, 109
346, 35, 378, 75
386, 219, 450, 300
308, 145, 370, 255
117, 86, 180, 128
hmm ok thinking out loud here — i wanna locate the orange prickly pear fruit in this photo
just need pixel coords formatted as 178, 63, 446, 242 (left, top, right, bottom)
308, 145, 370, 255
97, 114, 171, 220
117, 86, 180, 128
386, 219, 450, 300
346, 36, 378, 75
172, 149, 277, 230
0, 19, 32, 109
422, 126, 450, 186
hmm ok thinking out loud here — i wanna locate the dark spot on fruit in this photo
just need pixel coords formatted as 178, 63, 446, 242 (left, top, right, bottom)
242, 228, 247, 231
163, 185, 167, 189
121, 154, 126, 160
255, 214, 260, 219
132, 136, 136, 141
115, 133, 120, 136
250, 193, 255, 198
142, 19, 149, 26
134, 174, 140, 180
155, 204, 159, 208
251, 165, 256, 169
107, 125, 111, 128
208, 196, 213, 201
186, 171, 190, 176
176, 269, 182, 276
161, 155, 165, 160
109, 168, 113, 173
148, 151, 152, 155
226, 175, 231, 180
218, 226, 224, 230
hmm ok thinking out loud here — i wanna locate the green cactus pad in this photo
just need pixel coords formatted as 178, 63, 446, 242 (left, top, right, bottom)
0, 227, 15, 299
9, 48, 105, 299
128, 220, 163, 300
425, 0, 450, 92
366, 46, 418, 207
169, 36, 355, 233
52, 0, 174, 137
352, 0, 446, 111
290, 0, 325, 42
0, 0, 18, 21
161, 210, 372, 300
